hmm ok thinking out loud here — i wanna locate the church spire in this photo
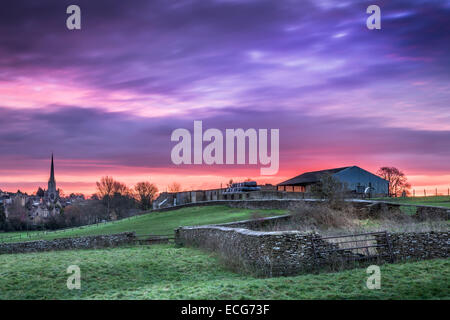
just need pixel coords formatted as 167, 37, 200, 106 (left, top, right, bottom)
46, 153, 58, 202
49, 153, 55, 184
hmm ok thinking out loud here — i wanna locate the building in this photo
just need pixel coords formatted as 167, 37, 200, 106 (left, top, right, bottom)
44, 154, 59, 203
154, 188, 224, 208
152, 181, 296, 209
1, 155, 63, 224
30, 154, 62, 220
277, 166, 389, 196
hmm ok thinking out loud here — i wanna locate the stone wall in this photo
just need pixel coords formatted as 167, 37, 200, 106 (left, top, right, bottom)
413, 207, 450, 221
175, 225, 322, 276
176, 220, 449, 276
375, 231, 449, 261
0, 232, 136, 255
175, 219, 365, 276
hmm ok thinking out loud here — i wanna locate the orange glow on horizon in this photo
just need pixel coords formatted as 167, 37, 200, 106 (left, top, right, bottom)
1, 165, 449, 197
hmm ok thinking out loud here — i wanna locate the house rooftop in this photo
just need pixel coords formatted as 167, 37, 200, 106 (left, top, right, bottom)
277, 166, 352, 186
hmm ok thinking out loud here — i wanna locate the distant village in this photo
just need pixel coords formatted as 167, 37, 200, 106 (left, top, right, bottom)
0, 155, 85, 225
1, 154, 401, 232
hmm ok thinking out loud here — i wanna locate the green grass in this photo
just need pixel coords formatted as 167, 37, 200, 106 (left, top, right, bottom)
0, 206, 286, 243
0, 244, 448, 300
372, 196, 450, 208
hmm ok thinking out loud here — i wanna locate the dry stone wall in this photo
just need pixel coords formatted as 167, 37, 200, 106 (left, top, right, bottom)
0, 232, 136, 255
176, 218, 449, 276
413, 207, 450, 221
176, 225, 320, 276
375, 231, 449, 261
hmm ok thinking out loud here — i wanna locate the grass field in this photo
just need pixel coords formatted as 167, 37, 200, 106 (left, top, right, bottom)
0, 206, 286, 243
372, 196, 450, 208
0, 244, 448, 300
0, 204, 448, 300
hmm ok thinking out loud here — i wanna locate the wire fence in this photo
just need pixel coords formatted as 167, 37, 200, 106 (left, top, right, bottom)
410, 188, 450, 197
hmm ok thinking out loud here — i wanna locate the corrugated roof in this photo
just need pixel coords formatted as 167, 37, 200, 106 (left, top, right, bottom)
277, 166, 351, 186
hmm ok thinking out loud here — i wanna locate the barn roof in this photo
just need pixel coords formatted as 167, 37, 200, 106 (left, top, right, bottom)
277, 166, 351, 186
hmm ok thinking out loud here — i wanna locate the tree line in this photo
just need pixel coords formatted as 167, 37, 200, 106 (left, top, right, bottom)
0, 176, 160, 232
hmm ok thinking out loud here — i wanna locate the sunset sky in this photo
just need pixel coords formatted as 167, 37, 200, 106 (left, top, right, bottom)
0, 0, 449, 196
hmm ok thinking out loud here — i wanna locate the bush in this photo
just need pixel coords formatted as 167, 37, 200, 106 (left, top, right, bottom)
310, 173, 348, 208
287, 202, 358, 231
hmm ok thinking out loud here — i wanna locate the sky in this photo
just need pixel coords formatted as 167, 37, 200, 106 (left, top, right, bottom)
0, 0, 449, 196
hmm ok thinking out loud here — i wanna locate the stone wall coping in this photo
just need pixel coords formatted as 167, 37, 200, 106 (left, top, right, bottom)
386, 231, 449, 236
178, 224, 310, 237
213, 214, 292, 227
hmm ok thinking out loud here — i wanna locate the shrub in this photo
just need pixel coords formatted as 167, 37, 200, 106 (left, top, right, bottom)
286, 202, 358, 231
310, 173, 348, 208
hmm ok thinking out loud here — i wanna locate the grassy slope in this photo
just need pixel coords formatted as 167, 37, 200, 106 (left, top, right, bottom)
0, 244, 448, 300
372, 196, 450, 208
0, 206, 286, 243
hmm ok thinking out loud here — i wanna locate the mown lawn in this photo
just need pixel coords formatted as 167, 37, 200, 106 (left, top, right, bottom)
0, 245, 448, 300
0, 206, 286, 243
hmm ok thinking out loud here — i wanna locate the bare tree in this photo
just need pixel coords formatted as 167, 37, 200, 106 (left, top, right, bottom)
168, 182, 182, 193
96, 176, 116, 214
134, 181, 158, 210
65, 200, 108, 225
96, 176, 134, 217
6, 200, 28, 230
112, 181, 130, 196
96, 176, 116, 198
62, 204, 84, 227
377, 167, 411, 197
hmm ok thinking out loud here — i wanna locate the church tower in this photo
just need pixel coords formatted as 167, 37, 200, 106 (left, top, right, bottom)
45, 154, 59, 202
